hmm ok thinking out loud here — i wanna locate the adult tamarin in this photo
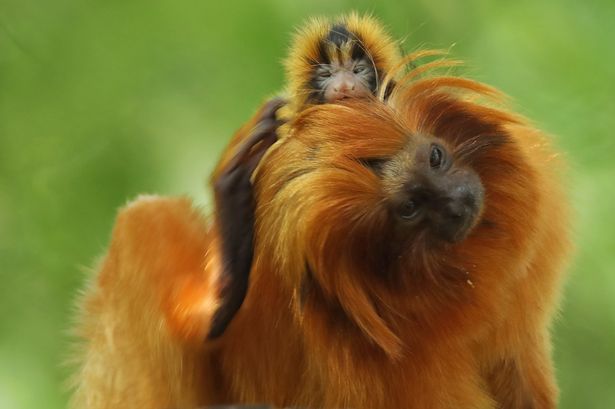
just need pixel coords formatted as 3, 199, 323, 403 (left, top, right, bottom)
70, 60, 570, 408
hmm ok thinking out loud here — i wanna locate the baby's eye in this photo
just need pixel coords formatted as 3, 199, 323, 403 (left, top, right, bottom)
353, 65, 368, 74
317, 68, 332, 78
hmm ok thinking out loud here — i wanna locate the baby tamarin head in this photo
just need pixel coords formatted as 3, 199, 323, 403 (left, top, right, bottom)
285, 13, 400, 112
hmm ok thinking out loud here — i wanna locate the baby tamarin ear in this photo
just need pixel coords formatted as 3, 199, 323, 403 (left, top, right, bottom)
284, 12, 401, 113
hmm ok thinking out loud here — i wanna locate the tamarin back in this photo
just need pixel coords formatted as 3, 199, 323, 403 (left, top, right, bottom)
71, 57, 570, 409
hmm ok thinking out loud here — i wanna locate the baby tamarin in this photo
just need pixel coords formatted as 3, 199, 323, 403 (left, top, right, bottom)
208, 13, 401, 337
214, 13, 401, 175
70, 53, 570, 409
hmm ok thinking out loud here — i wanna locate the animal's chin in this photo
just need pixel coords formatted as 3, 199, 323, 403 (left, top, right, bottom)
434, 211, 481, 243
329, 95, 353, 103
393, 215, 480, 253
329, 92, 371, 102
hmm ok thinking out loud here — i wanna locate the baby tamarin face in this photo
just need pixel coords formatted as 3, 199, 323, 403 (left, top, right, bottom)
309, 24, 377, 103
285, 14, 400, 111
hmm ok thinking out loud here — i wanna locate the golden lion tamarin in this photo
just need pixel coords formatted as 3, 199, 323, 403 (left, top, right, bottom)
70, 56, 570, 409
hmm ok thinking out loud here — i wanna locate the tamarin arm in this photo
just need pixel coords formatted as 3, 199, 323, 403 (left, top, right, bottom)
207, 98, 285, 339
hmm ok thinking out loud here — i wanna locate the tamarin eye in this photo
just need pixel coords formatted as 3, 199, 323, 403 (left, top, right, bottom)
399, 199, 419, 220
360, 158, 387, 174
430, 144, 444, 169
353, 65, 368, 74
317, 68, 332, 79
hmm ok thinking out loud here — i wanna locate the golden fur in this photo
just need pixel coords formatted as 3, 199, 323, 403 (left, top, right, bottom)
70, 55, 570, 409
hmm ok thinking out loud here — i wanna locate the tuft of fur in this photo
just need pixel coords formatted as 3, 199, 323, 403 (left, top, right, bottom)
70, 54, 570, 409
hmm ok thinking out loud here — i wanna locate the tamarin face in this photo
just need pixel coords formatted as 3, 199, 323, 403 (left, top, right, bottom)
309, 24, 378, 103
285, 14, 400, 110
379, 134, 485, 244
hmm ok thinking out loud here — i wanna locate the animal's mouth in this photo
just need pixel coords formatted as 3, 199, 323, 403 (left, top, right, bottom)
331, 94, 358, 102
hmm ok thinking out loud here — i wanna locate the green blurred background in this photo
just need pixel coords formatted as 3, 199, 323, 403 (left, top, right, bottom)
1, 0, 614, 407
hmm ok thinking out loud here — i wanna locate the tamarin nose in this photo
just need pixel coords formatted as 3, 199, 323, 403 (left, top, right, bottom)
395, 172, 483, 243
336, 81, 353, 93
443, 185, 476, 217
435, 197, 472, 240
432, 176, 483, 242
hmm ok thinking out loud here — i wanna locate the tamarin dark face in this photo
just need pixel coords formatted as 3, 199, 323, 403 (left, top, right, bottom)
379, 135, 485, 243
309, 24, 378, 103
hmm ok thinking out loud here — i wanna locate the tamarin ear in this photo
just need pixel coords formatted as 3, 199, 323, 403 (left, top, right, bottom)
207, 99, 286, 340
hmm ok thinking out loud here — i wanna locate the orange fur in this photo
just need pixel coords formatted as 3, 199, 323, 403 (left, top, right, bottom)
71, 55, 570, 409
70, 196, 221, 408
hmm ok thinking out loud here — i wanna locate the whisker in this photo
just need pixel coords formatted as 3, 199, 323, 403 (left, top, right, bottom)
453, 133, 508, 163
378, 49, 450, 100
